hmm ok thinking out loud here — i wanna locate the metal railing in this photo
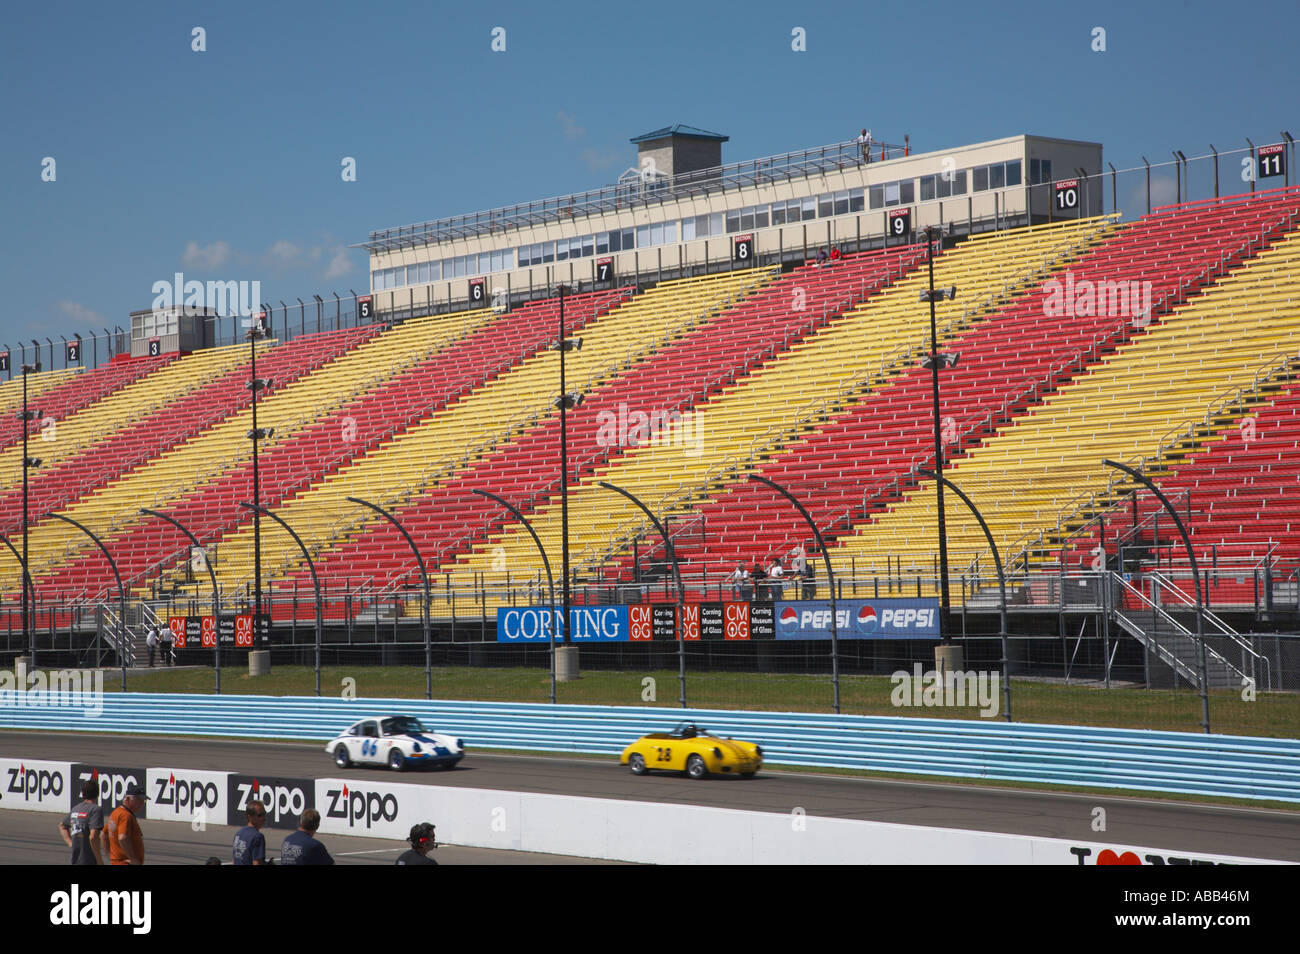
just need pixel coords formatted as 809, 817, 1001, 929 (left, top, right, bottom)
360, 137, 911, 252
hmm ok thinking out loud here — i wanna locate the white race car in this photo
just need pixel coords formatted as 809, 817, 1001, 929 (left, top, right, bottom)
326, 715, 465, 771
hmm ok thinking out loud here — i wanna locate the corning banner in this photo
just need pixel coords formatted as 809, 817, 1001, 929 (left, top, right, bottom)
227, 774, 313, 830
774, 598, 941, 639
0, 758, 72, 814
496, 605, 630, 642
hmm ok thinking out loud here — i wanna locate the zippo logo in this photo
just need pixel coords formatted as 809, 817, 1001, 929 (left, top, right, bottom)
230, 775, 310, 828
325, 784, 399, 829
5, 764, 65, 803
153, 773, 219, 811
72, 765, 147, 816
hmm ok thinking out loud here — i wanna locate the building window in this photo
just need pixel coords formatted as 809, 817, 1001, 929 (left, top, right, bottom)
1030, 158, 1052, 185
972, 161, 1021, 193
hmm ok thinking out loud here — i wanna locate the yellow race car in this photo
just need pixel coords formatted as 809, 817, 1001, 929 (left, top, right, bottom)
620, 723, 763, 779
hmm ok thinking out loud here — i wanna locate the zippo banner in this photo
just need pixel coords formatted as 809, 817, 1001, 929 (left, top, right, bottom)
774, 598, 941, 639
315, 777, 423, 840
146, 768, 230, 824
0, 758, 72, 814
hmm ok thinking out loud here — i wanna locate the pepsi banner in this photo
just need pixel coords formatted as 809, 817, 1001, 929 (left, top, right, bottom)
774, 598, 940, 639
497, 605, 630, 642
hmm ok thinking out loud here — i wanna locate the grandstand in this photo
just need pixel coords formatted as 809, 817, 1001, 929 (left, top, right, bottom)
1, 127, 1297, 698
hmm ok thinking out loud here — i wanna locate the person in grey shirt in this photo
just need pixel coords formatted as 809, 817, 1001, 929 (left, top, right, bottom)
59, 779, 104, 865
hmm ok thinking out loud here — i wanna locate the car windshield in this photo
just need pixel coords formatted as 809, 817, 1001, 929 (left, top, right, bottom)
382, 717, 426, 736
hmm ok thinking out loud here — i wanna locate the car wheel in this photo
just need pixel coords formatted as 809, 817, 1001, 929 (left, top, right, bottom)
685, 754, 708, 779
629, 753, 647, 776
334, 745, 351, 768
388, 749, 405, 771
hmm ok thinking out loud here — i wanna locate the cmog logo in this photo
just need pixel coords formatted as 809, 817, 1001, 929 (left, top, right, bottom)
228, 775, 311, 829
72, 764, 147, 817
324, 784, 399, 830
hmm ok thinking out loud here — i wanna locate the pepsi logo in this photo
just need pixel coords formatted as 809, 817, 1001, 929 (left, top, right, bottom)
778, 606, 799, 634
856, 605, 878, 633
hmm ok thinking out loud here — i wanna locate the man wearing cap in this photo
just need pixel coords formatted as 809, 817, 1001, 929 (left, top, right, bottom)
102, 782, 147, 866
396, 822, 439, 865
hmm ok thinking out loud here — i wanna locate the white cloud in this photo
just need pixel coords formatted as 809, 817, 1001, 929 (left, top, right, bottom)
181, 240, 232, 270
56, 300, 107, 326
557, 110, 585, 140
323, 247, 353, 280
265, 240, 305, 268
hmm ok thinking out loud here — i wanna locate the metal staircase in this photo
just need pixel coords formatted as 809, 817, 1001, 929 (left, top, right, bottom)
1109, 572, 1244, 690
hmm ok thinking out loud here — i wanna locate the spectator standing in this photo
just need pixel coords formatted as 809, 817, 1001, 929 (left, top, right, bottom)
768, 558, 785, 601
396, 823, 439, 866
802, 558, 817, 599
790, 546, 807, 577
59, 779, 104, 865
280, 809, 334, 866
102, 783, 147, 866
232, 801, 268, 866
160, 624, 175, 666
729, 565, 748, 601
857, 128, 873, 163
145, 625, 159, 668
750, 560, 767, 601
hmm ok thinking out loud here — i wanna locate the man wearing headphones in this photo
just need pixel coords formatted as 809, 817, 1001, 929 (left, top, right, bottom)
396, 822, 439, 865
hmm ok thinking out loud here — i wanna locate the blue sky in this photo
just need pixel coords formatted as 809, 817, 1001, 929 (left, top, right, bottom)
1, 0, 1296, 357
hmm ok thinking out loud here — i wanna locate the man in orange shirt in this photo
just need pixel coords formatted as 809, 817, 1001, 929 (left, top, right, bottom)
101, 783, 147, 865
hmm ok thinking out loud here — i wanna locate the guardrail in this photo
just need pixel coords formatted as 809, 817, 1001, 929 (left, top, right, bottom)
3, 694, 1297, 802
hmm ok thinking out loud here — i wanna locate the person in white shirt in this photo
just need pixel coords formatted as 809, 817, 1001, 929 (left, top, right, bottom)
857, 128, 873, 163
729, 565, 748, 601
768, 558, 785, 601
145, 626, 159, 668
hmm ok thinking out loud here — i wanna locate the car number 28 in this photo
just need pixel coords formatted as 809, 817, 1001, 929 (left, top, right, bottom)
652, 746, 672, 762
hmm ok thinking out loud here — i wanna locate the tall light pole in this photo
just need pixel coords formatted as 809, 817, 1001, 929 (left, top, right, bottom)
240, 503, 320, 696
19, 363, 42, 667
1103, 459, 1211, 734
141, 509, 222, 695
917, 226, 958, 660
246, 315, 273, 658
553, 285, 583, 678
472, 488, 558, 704
347, 496, 433, 700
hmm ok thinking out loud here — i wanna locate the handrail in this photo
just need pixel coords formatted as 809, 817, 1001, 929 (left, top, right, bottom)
1109, 572, 1237, 689
360, 137, 911, 252
1147, 569, 1271, 690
